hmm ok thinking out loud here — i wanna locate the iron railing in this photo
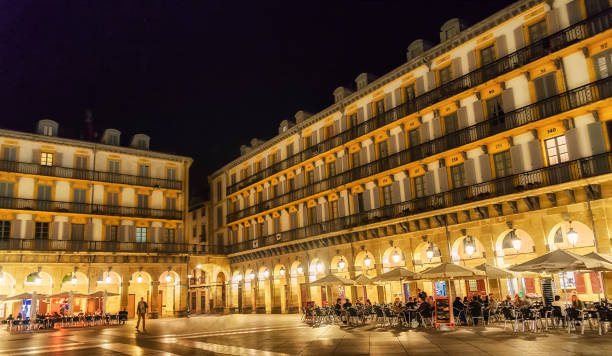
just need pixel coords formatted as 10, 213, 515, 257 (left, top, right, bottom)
229, 151, 612, 253
0, 161, 182, 190
0, 197, 182, 220
226, 7, 612, 196
226, 75, 612, 222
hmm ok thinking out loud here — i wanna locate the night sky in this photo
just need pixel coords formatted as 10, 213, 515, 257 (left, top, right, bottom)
0, 0, 516, 199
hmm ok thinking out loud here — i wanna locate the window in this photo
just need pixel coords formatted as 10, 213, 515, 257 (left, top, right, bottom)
286, 143, 294, 157
137, 194, 149, 208
290, 211, 298, 229
257, 190, 263, 204
450, 164, 466, 188
307, 170, 314, 185
468, 279, 478, 292
479, 45, 496, 66
378, 141, 388, 158
438, 65, 452, 85
545, 136, 569, 165
325, 125, 334, 139
348, 113, 358, 128
166, 197, 176, 210
443, 112, 458, 134
287, 178, 295, 192
41, 152, 53, 166
108, 225, 118, 241
163, 228, 175, 243
593, 49, 612, 79
559, 272, 576, 289
136, 227, 147, 243
0, 182, 14, 198
308, 206, 316, 224
255, 161, 261, 173
107, 191, 119, 206
217, 206, 223, 228
351, 152, 360, 168
330, 200, 338, 220
304, 135, 313, 149
216, 181, 222, 201
585, 0, 610, 16
138, 164, 150, 177
0, 220, 10, 239
271, 184, 278, 198
200, 224, 206, 242
355, 192, 365, 213
273, 216, 280, 233
382, 185, 393, 206
2, 146, 16, 161
414, 175, 425, 198
108, 134, 119, 146
230, 173, 236, 185
408, 129, 420, 147
73, 188, 86, 203
241, 167, 247, 180
493, 150, 513, 178
75, 156, 88, 170
374, 99, 385, 116
167, 167, 177, 181
35, 222, 49, 239
527, 20, 547, 43
193, 226, 197, 238
42, 125, 53, 136
533, 73, 558, 100
37, 184, 52, 200
108, 160, 120, 173
403, 84, 416, 103
327, 161, 336, 177
257, 222, 264, 237
71, 224, 84, 240
485, 95, 504, 119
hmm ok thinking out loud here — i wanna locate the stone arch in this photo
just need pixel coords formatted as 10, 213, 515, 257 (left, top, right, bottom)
494, 229, 536, 265
450, 235, 486, 263
257, 266, 270, 280
354, 250, 376, 277
99, 271, 122, 285
273, 264, 287, 279
158, 270, 181, 317
159, 270, 180, 284
24, 271, 53, 294
0, 271, 16, 296
547, 220, 595, 250
94, 271, 121, 314
382, 246, 406, 271
309, 258, 326, 281
329, 254, 350, 275
290, 260, 305, 277
413, 241, 442, 270
131, 271, 152, 284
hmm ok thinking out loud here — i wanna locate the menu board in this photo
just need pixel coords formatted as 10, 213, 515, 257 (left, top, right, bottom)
435, 297, 452, 326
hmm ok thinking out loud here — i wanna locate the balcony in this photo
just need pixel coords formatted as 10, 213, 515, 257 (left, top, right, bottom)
0, 161, 182, 190
229, 150, 612, 254
226, 75, 612, 223
226, 7, 612, 196
0, 197, 182, 220
0, 238, 227, 255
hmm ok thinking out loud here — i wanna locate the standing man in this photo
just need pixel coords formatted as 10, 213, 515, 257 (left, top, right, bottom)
136, 297, 148, 332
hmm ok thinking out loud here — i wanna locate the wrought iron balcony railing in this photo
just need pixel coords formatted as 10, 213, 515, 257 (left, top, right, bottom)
226, 7, 612, 196
0, 160, 182, 190
0, 197, 182, 220
226, 75, 612, 223
229, 150, 612, 253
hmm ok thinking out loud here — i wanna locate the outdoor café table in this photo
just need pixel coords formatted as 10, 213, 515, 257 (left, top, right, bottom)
401, 309, 418, 327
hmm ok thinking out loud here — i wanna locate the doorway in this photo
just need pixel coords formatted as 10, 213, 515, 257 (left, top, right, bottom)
127, 294, 135, 318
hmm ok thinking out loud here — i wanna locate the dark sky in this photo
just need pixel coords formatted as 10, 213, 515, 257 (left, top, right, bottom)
0, 0, 515, 199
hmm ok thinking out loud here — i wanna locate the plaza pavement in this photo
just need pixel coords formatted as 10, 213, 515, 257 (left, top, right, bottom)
0, 314, 610, 355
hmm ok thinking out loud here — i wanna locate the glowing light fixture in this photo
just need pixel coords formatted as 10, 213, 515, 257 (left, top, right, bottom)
196, 264, 202, 269
165, 275, 172, 283
316, 263, 324, 273
136, 275, 143, 283
296, 266, 304, 274
392, 250, 401, 263
337, 258, 346, 270
510, 230, 521, 252
567, 222, 578, 246
71, 276, 78, 285
279, 267, 285, 276
426, 243, 435, 260
464, 236, 476, 256
364, 256, 372, 268
105, 275, 112, 284
35, 277, 42, 285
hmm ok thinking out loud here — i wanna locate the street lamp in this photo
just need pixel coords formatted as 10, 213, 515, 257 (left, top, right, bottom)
363, 255, 372, 268
567, 222, 579, 246
249, 272, 256, 281
136, 275, 143, 283
464, 236, 476, 257
316, 263, 324, 273
165, 274, 172, 283
105, 275, 112, 284
296, 265, 303, 275
510, 229, 521, 252
279, 267, 285, 276
71, 275, 77, 285
426, 243, 435, 260
392, 250, 401, 263
337, 258, 345, 270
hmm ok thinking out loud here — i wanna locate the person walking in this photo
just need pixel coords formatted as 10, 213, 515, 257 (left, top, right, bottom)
136, 297, 148, 332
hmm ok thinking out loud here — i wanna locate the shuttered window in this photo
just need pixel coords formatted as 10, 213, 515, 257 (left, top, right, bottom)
167, 167, 177, 180
307, 170, 314, 185
138, 164, 150, 177
2, 146, 16, 161
403, 84, 415, 102
0, 182, 14, 197
382, 185, 393, 206
107, 192, 119, 206
408, 129, 420, 147
304, 135, 312, 149
493, 150, 513, 177
308, 206, 316, 225
287, 178, 295, 192
374, 99, 385, 116
257, 191, 263, 204
533, 73, 558, 100
290, 211, 298, 229
73, 188, 87, 203
327, 161, 336, 177
527, 20, 547, 43
414, 175, 425, 198
479, 45, 496, 66
137, 194, 149, 208
593, 49, 612, 79
450, 164, 467, 188
271, 184, 278, 198
75, 156, 88, 170
438, 65, 452, 85
485, 95, 504, 119
37, 185, 52, 200
108, 160, 120, 173
0, 220, 10, 239
378, 141, 389, 158
443, 112, 458, 134
585, 0, 609, 17
325, 125, 334, 139
273, 216, 281, 233
71, 224, 84, 240
41, 152, 53, 166
286, 143, 294, 157
35, 222, 49, 239
330, 200, 338, 220
348, 113, 358, 128
166, 197, 176, 210
356, 193, 365, 213
351, 152, 360, 168
136, 227, 147, 243
545, 136, 569, 165
163, 228, 175, 243
108, 225, 118, 241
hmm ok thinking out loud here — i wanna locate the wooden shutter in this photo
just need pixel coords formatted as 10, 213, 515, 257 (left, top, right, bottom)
575, 273, 586, 294
452, 57, 462, 78
513, 26, 525, 49
423, 171, 435, 196
587, 122, 606, 155
365, 104, 372, 120
466, 50, 477, 72
431, 116, 442, 138
478, 154, 492, 182
415, 76, 425, 96
391, 180, 402, 204
590, 272, 602, 293
31, 149, 39, 164
510, 145, 524, 174
352, 193, 360, 214
50, 221, 59, 239
360, 145, 368, 164
105, 225, 112, 241
547, 9, 560, 34
357, 107, 364, 123
496, 34, 508, 57
12, 219, 21, 238
524, 278, 536, 293
393, 88, 402, 106
301, 206, 308, 227
472, 100, 484, 123
85, 222, 93, 240
564, 129, 581, 160
566, 1, 582, 25
363, 190, 372, 210
384, 93, 393, 111
402, 176, 412, 201
334, 119, 341, 135
295, 171, 304, 188
24, 220, 33, 238
55, 152, 63, 167
338, 195, 346, 217
61, 222, 69, 240
129, 226, 136, 242
318, 127, 324, 144
425, 71, 436, 91
262, 220, 268, 237
527, 140, 544, 170
420, 121, 430, 141
371, 186, 380, 209
501, 88, 515, 113
464, 159, 476, 186
436, 167, 449, 192
457, 107, 468, 129
389, 134, 398, 154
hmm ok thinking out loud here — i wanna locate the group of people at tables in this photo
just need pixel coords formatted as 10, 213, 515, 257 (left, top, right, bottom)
305, 288, 591, 327
2, 307, 129, 330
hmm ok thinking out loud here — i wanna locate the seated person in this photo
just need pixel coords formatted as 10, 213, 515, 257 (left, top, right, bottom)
333, 298, 342, 319
551, 295, 566, 326
453, 297, 467, 325
571, 294, 584, 310
341, 299, 352, 324
468, 296, 483, 325
416, 298, 431, 326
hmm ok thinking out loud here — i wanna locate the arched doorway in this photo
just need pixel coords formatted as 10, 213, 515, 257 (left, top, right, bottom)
381, 246, 408, 302
158, 271, 180, 317
273, 264, 287, 313
495, 229, 537, 298
308, 258, 327, 306
94, 271, 121, 314
413, 242, 442, 297
0, 271, 16, 318
128, 271, 151, 318
214, 272, 226, 313
354, 250, 378, 303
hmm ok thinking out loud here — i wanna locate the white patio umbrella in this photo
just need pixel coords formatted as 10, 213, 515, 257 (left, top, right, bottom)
309, 274, 355, 286
474, 263, 518, 298
354, 274, 374, 286
371, 268, 420, 282
89, 291, 120, 314
583, 252, 612, 301
1, 292, 48, 301
419, 263, 485, 279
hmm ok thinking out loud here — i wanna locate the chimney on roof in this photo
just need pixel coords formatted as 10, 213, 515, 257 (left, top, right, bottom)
278, 120, 295, 134
333, 87, 353, 103
294, 110, 312, 124
440, 18, 469, 43
355, 73, 378, 90
130, 134, 150, 150
406, 39, 433, 62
